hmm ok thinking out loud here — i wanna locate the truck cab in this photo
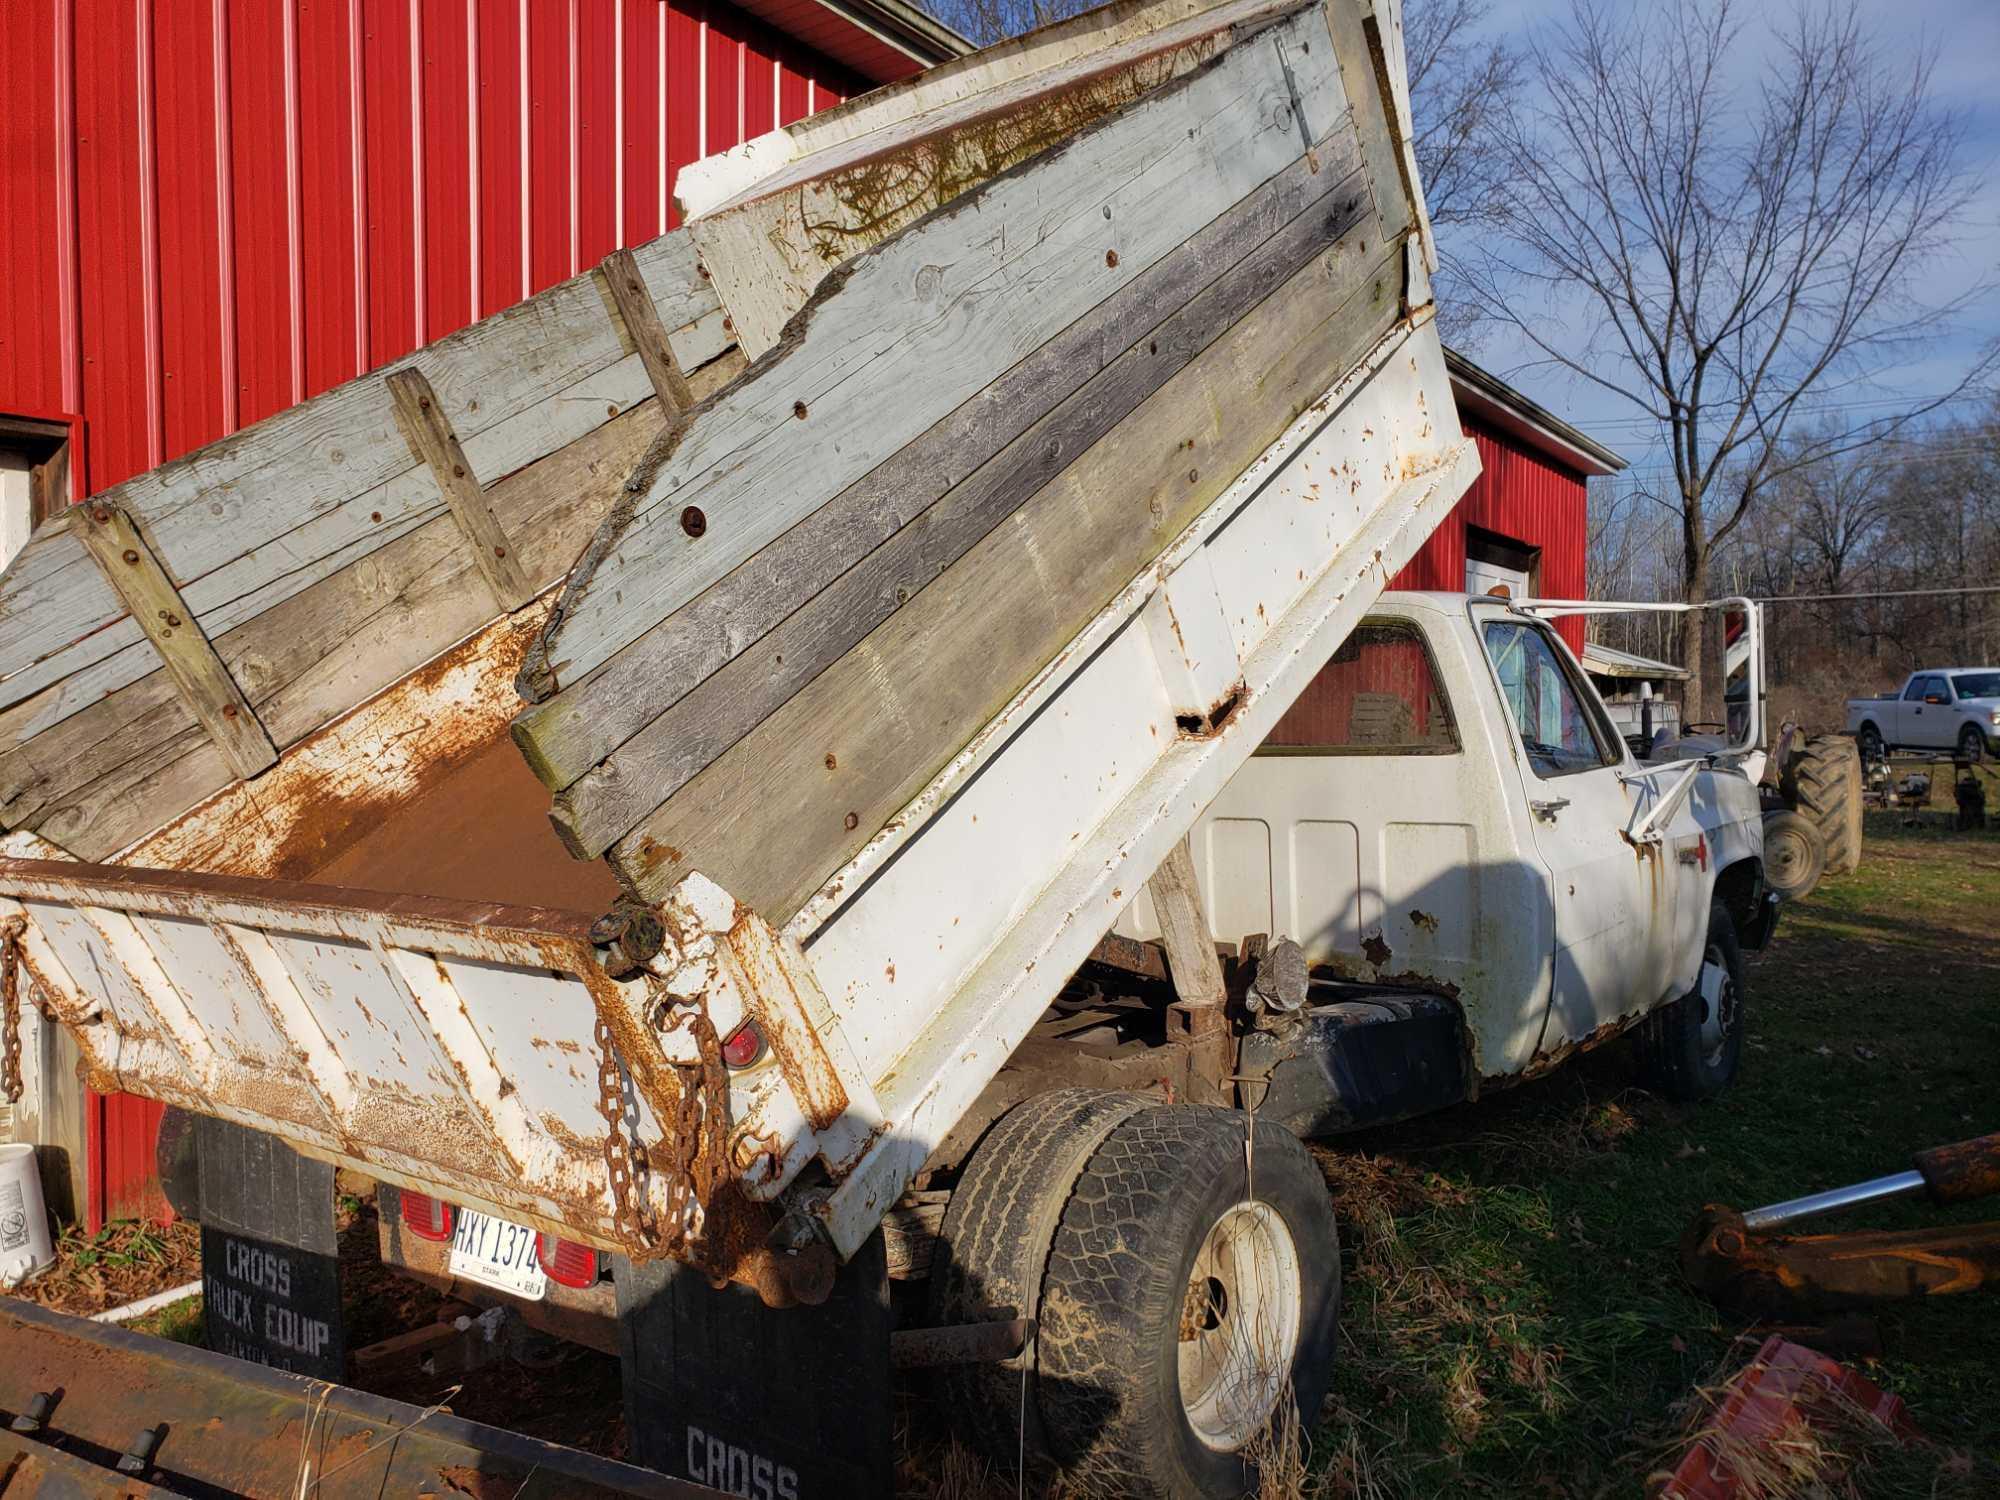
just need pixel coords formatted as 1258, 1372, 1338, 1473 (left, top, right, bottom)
1120, 591, 1770, 1084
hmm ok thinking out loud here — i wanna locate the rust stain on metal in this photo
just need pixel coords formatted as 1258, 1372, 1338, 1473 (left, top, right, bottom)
719, 899, 850, 1134
1915, 1132, 2000, 1205
1683, 1204, 2000, 1316
1408, 908, 1438, 934
1360, 932, 1391, 967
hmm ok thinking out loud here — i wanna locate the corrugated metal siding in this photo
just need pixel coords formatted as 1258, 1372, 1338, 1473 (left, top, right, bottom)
3, 0, 864, 1226
1390, 413, 1590, 654
3, 0, 865, 497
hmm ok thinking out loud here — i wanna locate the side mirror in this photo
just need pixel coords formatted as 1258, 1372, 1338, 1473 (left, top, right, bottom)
1925, 694, 1948, 705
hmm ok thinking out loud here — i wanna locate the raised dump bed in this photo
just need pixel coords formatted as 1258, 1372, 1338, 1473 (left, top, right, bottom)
0, 0, 1475, 1299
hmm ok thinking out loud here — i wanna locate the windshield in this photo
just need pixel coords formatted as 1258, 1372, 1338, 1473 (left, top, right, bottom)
1951, 672, 2000, 700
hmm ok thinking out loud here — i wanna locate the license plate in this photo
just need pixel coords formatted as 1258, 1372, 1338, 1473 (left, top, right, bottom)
447, 1209, 547, 1301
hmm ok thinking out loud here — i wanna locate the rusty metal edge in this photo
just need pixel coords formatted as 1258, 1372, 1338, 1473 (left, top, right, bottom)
0, 857, 604, 944
0, 1296, 718, 1498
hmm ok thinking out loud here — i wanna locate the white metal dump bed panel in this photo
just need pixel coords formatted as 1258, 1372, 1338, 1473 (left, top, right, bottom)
0, 864, 716, 1253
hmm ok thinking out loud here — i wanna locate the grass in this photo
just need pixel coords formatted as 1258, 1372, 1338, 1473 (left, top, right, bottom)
1307, 805, 2000, 1498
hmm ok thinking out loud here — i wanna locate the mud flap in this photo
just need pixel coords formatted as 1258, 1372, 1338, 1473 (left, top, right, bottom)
193, 1115, 346, 1381
615, 1232, 891, 1498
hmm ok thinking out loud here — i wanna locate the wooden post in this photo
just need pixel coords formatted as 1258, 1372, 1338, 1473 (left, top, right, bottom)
600, 248, 697, 420
386, 368, 535, 612
74, 502, 279, 781
1147, 835, 1232, 1105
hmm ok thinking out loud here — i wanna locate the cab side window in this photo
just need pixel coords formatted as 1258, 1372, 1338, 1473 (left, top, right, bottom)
1904, 678, 1929, 701
1261, 621, 1459, 754
1481, 620, 1617, 778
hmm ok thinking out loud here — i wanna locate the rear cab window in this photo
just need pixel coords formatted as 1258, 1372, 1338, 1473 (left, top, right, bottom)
1260, 620, 1459, 755
1480, 618, 1621, 778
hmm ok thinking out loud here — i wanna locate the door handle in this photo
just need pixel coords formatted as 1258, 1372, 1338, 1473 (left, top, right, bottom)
1531, 798, 1570, 821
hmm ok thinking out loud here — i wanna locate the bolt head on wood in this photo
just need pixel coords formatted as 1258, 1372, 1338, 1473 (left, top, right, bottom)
122, 549, 140, 565
681, 506, 707, 538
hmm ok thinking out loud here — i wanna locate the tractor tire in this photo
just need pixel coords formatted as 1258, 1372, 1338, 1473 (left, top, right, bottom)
1034, 1106, 1341, 1499
1761, 808, 1826, 902
928, 1087, 1157, 1475
1782, 734, 1863, 876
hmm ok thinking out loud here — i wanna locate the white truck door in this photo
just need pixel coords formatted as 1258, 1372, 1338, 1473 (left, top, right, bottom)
1907, 674, 1950, 747
1476, 612, 1663, 1049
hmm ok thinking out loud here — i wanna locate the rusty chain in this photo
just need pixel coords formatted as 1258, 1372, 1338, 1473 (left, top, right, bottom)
593, 1014, 654, 1250
1, 915, 27, 1105
591, 987, 728, 1260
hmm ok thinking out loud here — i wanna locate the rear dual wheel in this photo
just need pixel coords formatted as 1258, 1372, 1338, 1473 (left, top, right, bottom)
933, 1094, 1340, 1498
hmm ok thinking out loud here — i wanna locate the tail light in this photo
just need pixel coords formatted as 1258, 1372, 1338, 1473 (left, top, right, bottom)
720, 1018, 766, 1069
537, 1233, 599, 1289
401, 1191, 455, 1242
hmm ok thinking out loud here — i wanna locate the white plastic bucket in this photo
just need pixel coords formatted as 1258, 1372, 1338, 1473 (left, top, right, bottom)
0, 1142, 56, 1287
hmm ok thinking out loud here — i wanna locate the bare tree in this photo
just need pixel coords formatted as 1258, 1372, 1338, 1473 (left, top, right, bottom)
921, 0, 1068, 48
1404, 0, 1519, 238
1461, 0, 1995, 709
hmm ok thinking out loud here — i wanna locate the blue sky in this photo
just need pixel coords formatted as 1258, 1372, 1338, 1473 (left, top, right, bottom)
1442, 0, 2000, 473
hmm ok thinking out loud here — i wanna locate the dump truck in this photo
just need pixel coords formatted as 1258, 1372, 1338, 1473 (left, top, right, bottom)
0, 0, 1774, 1494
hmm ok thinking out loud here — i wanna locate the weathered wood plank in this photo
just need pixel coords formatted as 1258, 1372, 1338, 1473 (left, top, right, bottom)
610, 226, 1405, 917
72, 504, 277, 781
521, 9, 1348, 701
679, 0, 1300, 222
0, 231, 723, 733
600, 249, 696, 417
387, 370, 535, 611
0, 348, 746, 862
1147, 836, 1228, 1006
547, 154, 1371, 857
515, 132, 1364, 794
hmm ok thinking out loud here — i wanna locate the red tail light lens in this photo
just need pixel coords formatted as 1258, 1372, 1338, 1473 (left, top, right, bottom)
536, 1233, 599, 1289
401, 1191, 455, 1242
721, 1019, 766, 1069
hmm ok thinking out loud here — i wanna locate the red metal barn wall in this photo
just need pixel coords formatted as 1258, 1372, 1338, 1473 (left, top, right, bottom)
1, 0, 869, 1227
1390, 413, 1590, 654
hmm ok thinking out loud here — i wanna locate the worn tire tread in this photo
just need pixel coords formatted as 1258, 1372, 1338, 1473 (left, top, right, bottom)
929, 1087, 1154, 1470
1036, 1106, 1341, 1497
1784, 734, 1863, 875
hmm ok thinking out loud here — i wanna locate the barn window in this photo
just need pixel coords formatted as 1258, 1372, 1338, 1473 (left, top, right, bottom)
0, 415, 73, 571
1260, 620, 1459, 755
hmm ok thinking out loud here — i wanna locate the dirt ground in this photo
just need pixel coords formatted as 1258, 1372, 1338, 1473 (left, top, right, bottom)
5, 780, 1996, 1497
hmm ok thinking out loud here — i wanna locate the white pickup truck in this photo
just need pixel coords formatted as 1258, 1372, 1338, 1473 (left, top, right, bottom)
1847, 669, 2000, 761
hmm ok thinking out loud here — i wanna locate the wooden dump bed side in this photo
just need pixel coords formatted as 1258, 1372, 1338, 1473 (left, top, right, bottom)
0, 233, 741, 877
515, 0, 1421, 922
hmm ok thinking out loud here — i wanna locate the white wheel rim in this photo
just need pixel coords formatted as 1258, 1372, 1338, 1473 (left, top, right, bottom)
1697, 943, 1735, 1065
1177, 1200, 1303, 1452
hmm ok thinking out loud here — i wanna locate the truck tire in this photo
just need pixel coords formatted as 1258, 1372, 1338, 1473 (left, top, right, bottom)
1640, 901, 1745, 1102
1855, 721, 1885, 762
1760, 808, 1825, 901
1034, 1106, 1341, 1498
928, 1087, 1156, 1472
1781, 734, 1863, 875
1958, 724, 1985, 763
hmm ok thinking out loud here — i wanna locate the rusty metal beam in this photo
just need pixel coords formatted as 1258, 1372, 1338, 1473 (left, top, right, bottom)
1683, 1205, 2000, 1317
0, 1298, 715, 1499
890, 1317, 1032, 1369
